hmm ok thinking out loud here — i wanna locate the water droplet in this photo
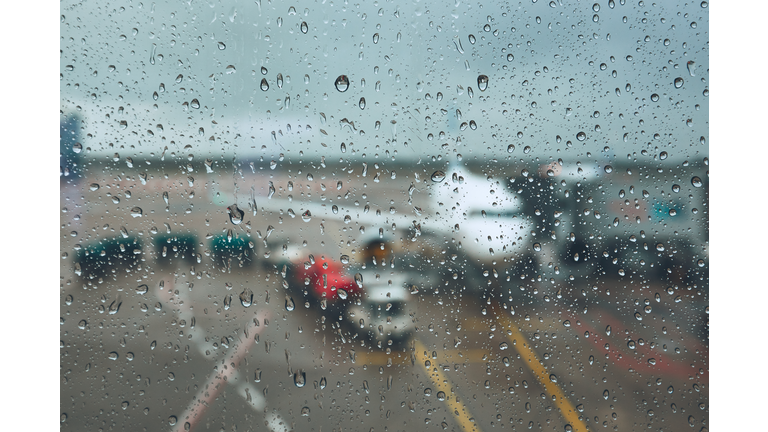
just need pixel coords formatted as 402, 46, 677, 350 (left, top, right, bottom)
674, 77, 684, 89
276, 73, 284, 89
227, 204, 244, 225
431, 171, 446, 182
691, 176, 703, 187
354, 273, 363, 288
359, 97, 366, 109
217, 42, 226, 50
650, 93, 660, 102
285, 296, 295, 311
499, 342, 509, 350
337, 288, 348, 300
260, 78, 269, 91
300, 21, 308, 34
319, 377, 327, 389
468, 34, 476, 44
605, 325, 611, 336
301, 210, 312, 222
240, 288, 254, 307
477, 75, 489, 91
190, 99, 200, 109
301, 406, 310, 416
373, 33, 379, 44
108, 352, 119, 360
130, 207, 143, 218
507, 53, 514, 61
89, 183, 100, 191
294, 369, 306, 387
78, 320, 87, 329
223, 294, 232, 310
335, 75, 350, 92
136, 284, 148, 295
549, 374, 558, 383
437, 391, 446, 401
168, 416, 177, 426
507, 144, 515, 153
604, 165, 613, 173
576, 132, 586, 141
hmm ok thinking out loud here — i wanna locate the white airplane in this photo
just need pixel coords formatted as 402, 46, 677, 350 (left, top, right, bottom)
244, 161, 537, 271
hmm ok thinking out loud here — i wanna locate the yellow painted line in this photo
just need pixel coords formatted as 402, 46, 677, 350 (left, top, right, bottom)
414, 339, 480, 432
491, 304, 589, 432
357, 348, 489, 365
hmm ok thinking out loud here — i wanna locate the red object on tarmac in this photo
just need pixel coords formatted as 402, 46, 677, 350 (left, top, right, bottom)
293, 256, 359, 302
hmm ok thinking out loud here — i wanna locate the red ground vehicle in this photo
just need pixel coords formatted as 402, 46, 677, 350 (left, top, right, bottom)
290, 255, 360, 304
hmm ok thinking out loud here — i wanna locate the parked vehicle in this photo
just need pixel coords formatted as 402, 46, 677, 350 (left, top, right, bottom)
513, 161, 708, 285
345, 272, 417, 348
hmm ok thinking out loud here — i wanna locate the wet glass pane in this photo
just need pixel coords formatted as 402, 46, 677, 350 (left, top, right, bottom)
61, 1, 708, 431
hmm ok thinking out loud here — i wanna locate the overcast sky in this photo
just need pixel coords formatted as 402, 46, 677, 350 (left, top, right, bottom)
61, 0, 708, 165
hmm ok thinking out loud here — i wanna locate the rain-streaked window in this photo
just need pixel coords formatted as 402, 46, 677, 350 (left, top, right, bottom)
59, 1, 709, 431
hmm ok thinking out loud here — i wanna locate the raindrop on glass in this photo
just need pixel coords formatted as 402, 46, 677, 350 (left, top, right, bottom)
337, 288, 348, 300
431, 171, 446, 182
240, 288, 254, 307
294, 369, 306, 387
227, 204, 244, 225
477, 74, 489, 91
335, 75, 350, 92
